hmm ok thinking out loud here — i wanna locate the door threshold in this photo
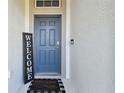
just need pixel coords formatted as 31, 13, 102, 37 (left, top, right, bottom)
35, 73, 61, 79
35, 73, 61, 76
35, 75, 61, 79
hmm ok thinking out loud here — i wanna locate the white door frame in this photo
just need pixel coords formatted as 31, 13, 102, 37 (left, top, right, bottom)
25, 0, 71, 79
65, 0, 71, 79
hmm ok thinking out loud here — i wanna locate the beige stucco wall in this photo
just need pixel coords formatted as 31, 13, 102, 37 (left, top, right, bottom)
70, 0, 115, 93
29, 0, 66, 77
8, 0, 25, 93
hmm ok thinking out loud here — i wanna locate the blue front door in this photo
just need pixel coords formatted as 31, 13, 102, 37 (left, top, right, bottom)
34, 15, 61, 75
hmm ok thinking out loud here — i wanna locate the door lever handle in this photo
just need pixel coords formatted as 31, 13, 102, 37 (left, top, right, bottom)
57, 41, 59, 45
56, 41, 59, 48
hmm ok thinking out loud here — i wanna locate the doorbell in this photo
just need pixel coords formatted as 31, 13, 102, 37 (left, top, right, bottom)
70, 39, 74, 45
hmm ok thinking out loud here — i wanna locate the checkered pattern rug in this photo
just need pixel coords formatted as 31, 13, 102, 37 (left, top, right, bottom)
27, 79, 66, 93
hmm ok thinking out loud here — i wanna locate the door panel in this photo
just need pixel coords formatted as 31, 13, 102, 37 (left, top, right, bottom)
40, 29, 46, 46
34, 15, 61, 74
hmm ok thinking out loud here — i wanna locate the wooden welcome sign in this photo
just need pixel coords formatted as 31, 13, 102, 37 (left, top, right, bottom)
23, 32, 34, 84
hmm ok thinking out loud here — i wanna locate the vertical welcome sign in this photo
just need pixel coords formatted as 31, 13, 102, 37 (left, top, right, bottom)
23, 32, 34, 84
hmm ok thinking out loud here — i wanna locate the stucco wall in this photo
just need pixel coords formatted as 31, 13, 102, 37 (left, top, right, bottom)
70, 0, 115, 93
29, 0, 66, 77
8, 0, 25, 93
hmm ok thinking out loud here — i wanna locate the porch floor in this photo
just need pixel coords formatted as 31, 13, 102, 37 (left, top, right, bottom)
19, 78, 78, 93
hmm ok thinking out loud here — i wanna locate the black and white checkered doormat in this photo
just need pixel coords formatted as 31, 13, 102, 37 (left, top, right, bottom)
27, 79, 66, 93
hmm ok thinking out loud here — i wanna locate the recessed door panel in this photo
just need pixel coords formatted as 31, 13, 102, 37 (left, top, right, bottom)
39, 50, 46, 65
40, 29, 46, 46
49, 29, 55, 46
49, 50, 56, 64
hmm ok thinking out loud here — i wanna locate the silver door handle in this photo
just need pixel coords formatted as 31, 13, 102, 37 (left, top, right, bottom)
57, 41, 59, 45
56, 41, 59, 48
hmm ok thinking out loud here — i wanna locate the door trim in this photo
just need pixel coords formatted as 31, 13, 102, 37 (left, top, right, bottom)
25, 0, 71, 79
32, 13, 70, 78
66, 0, 71, 79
